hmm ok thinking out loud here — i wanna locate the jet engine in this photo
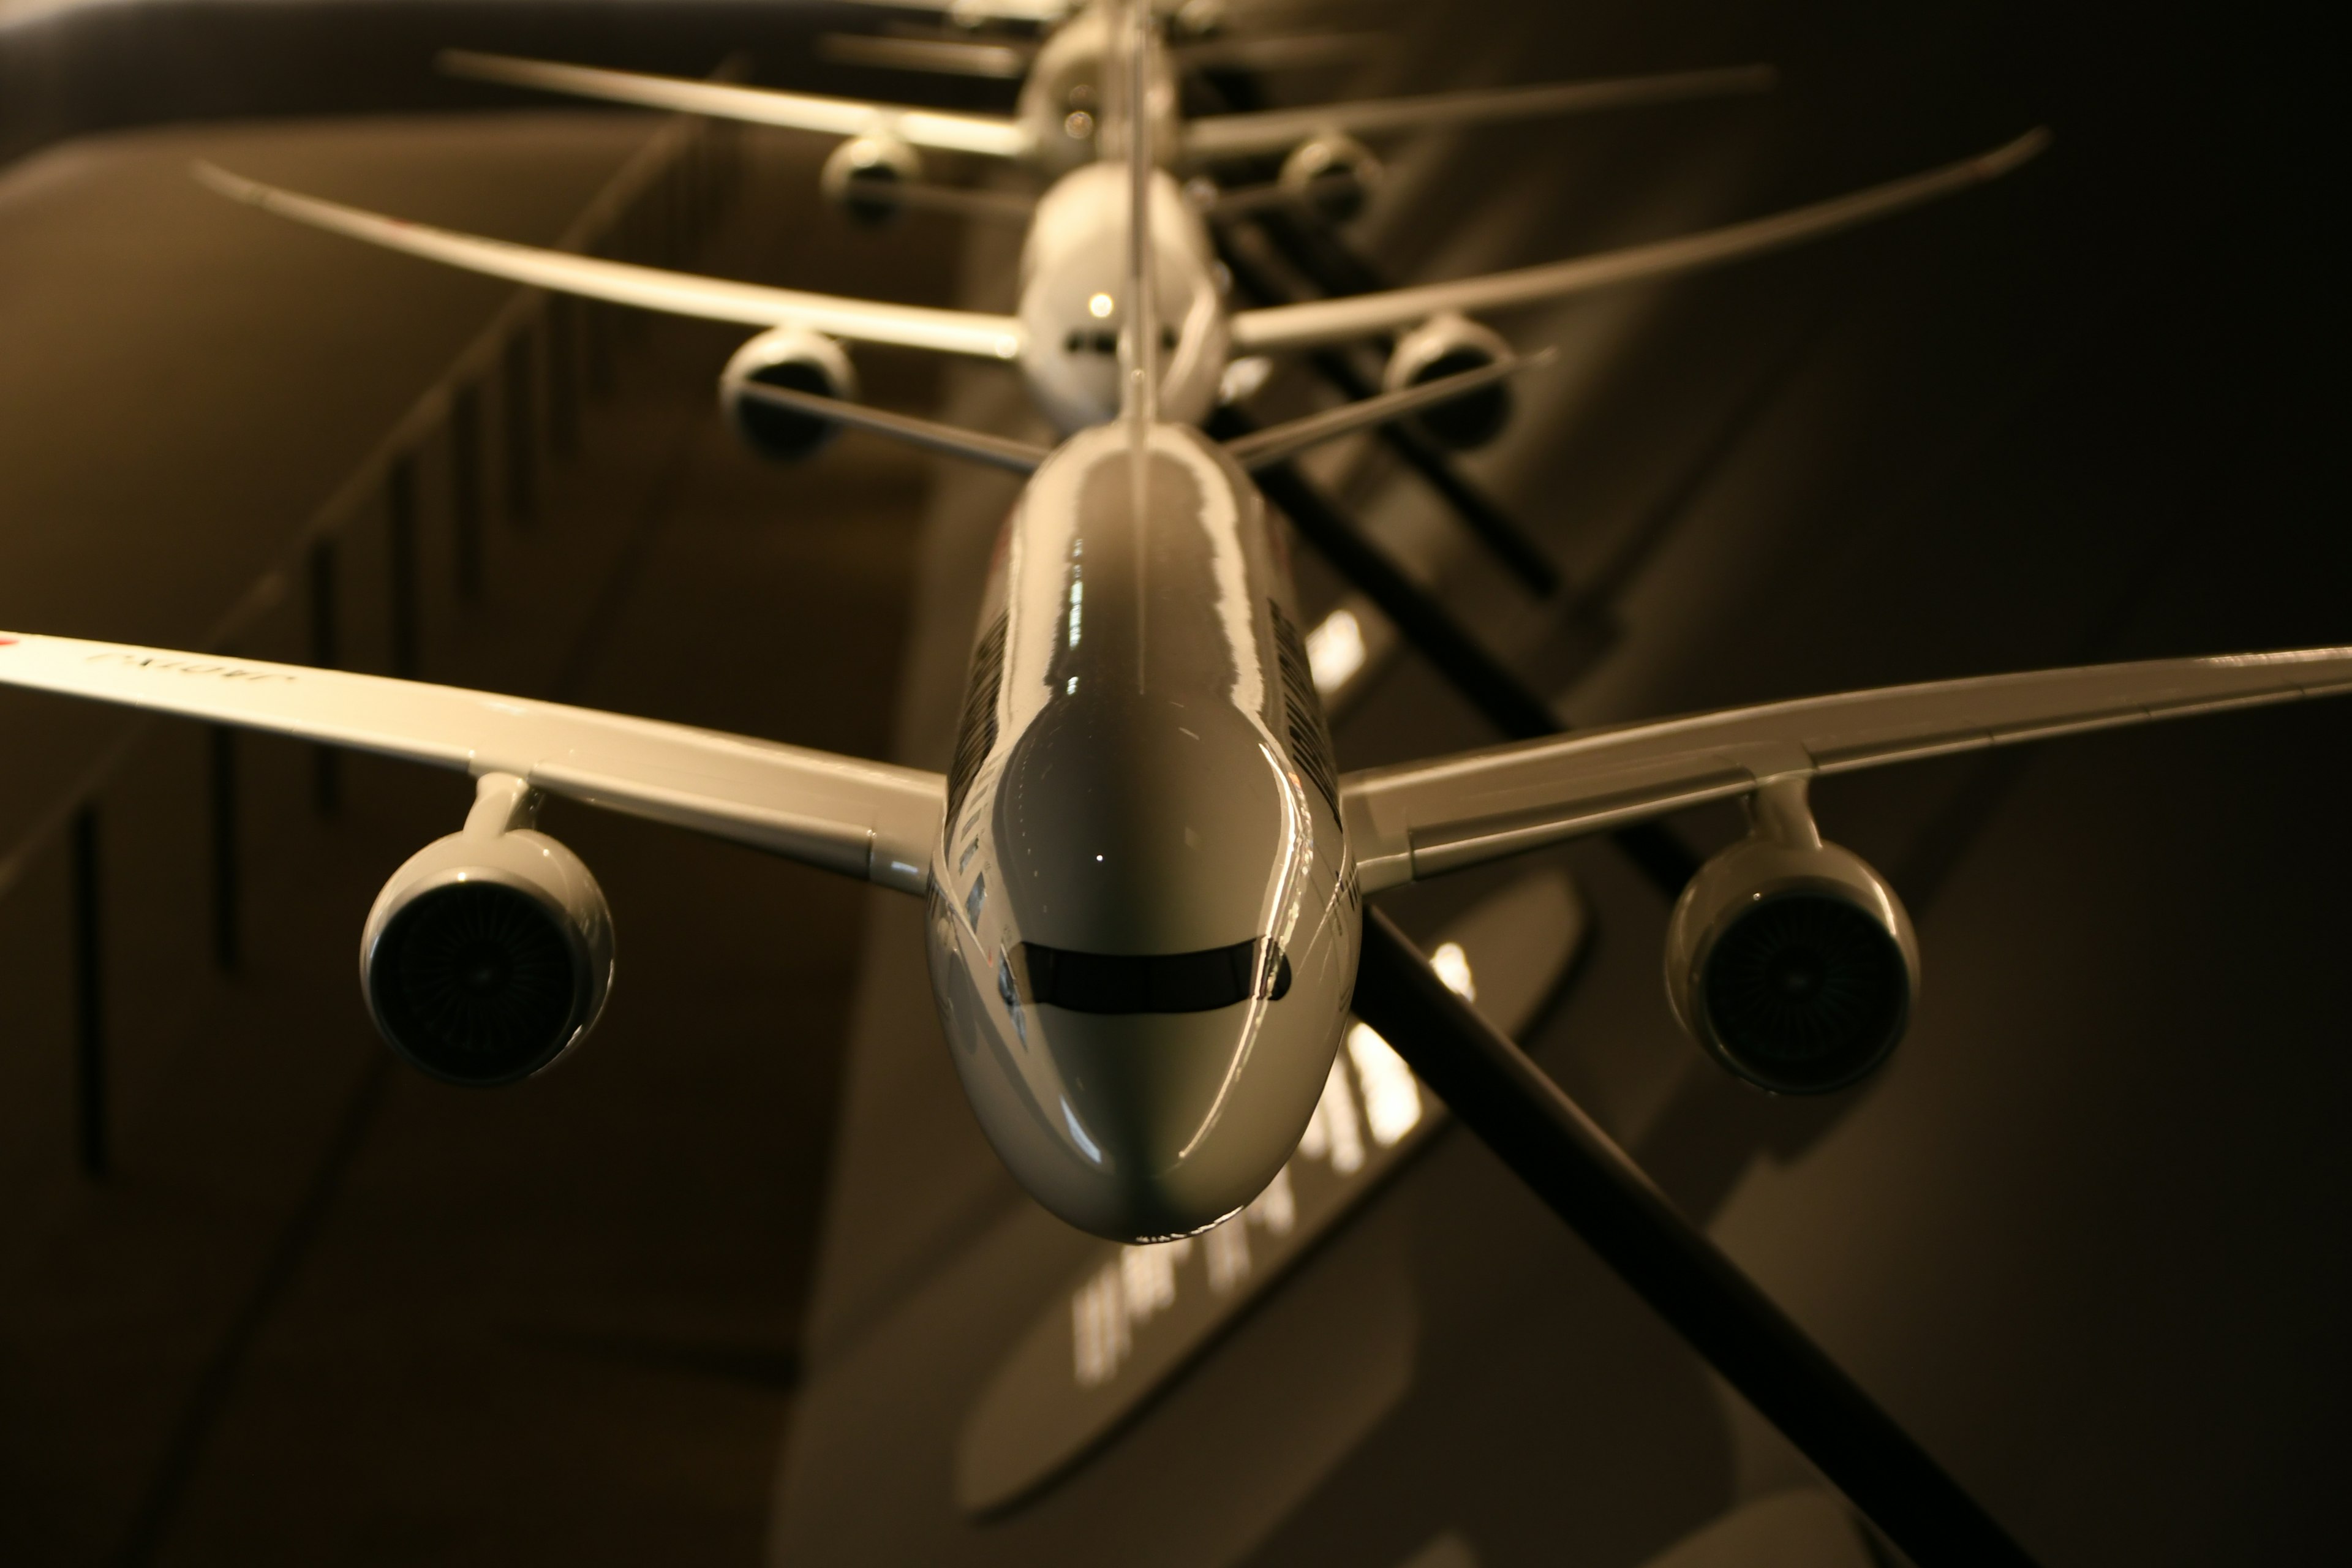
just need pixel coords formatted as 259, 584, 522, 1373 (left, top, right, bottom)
1278, 132, 1384, 225
1663, 780, 1918, 1094
1381, 312, 1516, 451
719, 326, 860, 462
820, 135, 924, 227
360, 773, 614, 1087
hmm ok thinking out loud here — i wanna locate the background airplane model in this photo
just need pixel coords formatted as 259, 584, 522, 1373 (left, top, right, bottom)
191, 126, 2045, 463
439, 21, 1774, 206
192, 101, 2044, 812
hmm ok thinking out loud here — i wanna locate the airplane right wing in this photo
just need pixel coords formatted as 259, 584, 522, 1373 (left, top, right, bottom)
0, 632, 946, 894
195, 165, 1025, 363
440, 50, 1035, 160
1341, 647, 2352, 892
1229, 129, 2049, 354
1182, 64, 1776, 162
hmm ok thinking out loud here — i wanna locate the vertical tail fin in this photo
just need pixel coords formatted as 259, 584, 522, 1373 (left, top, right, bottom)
1120, 0, 1158, 428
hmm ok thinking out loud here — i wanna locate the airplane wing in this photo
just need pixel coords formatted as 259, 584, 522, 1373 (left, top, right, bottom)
1228, 129, 2048, 355
1182, 64, 1776, 162
439, 50, 1035, 160
195, 165, 1025, 363
818, 32, 1036, 80
1340, 647, 2352, 891
838, 0, 1072, 20
0, 631, 945, 894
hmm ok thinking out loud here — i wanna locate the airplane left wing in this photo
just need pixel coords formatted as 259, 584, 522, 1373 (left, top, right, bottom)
0, 632, 945, 894
1182, 64, 1776, 162
196, 165, 1025, 362
1340, 647, 2352, 892
1229, 129, 2048, 355
440, 50, 1035, 160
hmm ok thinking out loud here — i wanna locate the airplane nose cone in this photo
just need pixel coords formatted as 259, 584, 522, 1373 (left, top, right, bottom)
995, 687, 1289, 954
1033, 1004, 1334, 1239
927, 686, 1357, 1240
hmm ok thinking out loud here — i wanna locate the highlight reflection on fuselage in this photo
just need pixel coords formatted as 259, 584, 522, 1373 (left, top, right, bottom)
924, 421, 1360, 1241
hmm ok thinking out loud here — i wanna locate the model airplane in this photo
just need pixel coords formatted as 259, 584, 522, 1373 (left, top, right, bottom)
812, 0, 1382, 89
437, 4, 1775, 211
190, 107, 2044, 467
6, 21, 2344, 1253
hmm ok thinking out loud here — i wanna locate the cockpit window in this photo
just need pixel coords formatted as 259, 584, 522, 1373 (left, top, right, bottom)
1017, 937, 1292, 1015
1063, 326, 1181, 356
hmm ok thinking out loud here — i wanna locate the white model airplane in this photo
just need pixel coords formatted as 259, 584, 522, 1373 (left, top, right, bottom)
439, 3, 1775, 205
813, 0, 1382, 88
192, 102, 2045, 463
9, 19, 2346, 1246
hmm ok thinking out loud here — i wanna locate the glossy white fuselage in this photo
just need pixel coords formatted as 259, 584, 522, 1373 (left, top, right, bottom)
924, 420, 1360, 1240
1012, 2, 1184, 178
1014, 162, 1230, 432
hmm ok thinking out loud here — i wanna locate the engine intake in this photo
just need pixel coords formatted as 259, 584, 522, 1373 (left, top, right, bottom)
1382, 313, 1515, 451
1664, 780, 1918, 1094
360, 774, 614, 1087
719, 327, 859, 462
820, 135, 924, 227
1278, 132, 1384, 225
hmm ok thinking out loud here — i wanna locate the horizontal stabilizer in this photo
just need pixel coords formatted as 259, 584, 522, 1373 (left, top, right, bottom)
733, 382, 1049, 473
1183, 64, 1776, 162
440, 49, 1034, 160
1229, 128, 2050, 353
1222, 350, 1552, 470
195, 164, 1025, 361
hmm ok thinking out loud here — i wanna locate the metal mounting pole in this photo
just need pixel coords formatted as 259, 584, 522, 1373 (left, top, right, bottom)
1213, 406, 1697, 896
1352, 910, 2039, 1568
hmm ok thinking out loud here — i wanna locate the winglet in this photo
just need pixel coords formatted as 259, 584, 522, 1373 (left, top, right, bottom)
1976, 124, 2055, 178
191, 160, 265, 206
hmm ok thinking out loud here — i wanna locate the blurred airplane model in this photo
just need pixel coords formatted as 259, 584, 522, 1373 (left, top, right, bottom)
437, 1, 1776, 208
191, 97, 2045, 461
6, 15, 2343, 1259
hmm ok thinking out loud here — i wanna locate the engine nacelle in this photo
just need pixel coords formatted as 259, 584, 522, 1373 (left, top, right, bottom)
820, 135, 924, 227
719, 327, 860, 462
1279, 132, 1384, 225
360, 774, 614, 1087
1382, 312, 1516, 451
1663, 780, 1919, 1094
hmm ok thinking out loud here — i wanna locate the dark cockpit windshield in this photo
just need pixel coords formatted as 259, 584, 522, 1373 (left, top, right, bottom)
1017, 937, 1291, 1015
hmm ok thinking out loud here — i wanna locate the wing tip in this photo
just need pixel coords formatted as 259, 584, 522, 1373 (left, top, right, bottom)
190, 160, 263, 205
1979, 125, 2055, 179
436, 47, 506, 80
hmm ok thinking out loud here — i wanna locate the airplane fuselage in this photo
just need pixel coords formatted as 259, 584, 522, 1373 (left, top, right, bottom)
1014, 161, 1230, 432
923, 418, 1360, 1240
1012, 1, 1183, 177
